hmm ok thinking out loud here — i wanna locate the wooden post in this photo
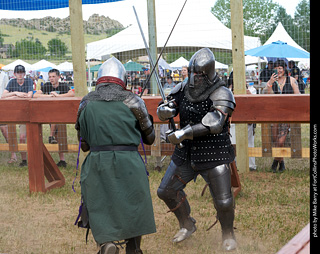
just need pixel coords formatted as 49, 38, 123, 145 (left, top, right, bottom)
26, 123, 46, 192
261, 123, 272, 157
69, 0, 88, 174
147, 0, 159, 95
26, 123, 65, 193
7, 124, 18, 153
69, 0, 87, 97
56, 124, 68, 153
290, 123, 302, 158
230, 0, 249, 173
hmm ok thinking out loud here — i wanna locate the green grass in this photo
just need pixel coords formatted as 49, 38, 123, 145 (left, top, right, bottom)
0, 154, 310, 254
0, 122, 310, 253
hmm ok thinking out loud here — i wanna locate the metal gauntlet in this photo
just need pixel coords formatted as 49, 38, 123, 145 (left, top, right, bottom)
167, 124, 193, 145
157, 104, 176, 121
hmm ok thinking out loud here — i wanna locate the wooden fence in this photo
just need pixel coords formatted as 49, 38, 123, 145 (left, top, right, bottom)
0, 94, 310, 193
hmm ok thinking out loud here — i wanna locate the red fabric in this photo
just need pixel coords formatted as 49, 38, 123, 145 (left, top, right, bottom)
96, 76, 128, 90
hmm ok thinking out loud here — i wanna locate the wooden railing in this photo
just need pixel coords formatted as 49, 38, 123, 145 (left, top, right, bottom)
0, 94, 310, 193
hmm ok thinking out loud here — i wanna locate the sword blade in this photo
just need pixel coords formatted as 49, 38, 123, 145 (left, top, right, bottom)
133, 6, 166, 102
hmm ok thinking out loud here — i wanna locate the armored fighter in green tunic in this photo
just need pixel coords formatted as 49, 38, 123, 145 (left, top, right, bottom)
75, 57, 156, 254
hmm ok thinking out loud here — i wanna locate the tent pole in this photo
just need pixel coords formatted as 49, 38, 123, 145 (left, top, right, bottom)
230, 0, 249, 173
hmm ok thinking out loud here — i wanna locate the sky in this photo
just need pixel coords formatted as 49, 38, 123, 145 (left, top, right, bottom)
0, 0, 304, 27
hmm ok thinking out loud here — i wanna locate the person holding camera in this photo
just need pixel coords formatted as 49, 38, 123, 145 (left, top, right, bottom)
266, 59, 300, 173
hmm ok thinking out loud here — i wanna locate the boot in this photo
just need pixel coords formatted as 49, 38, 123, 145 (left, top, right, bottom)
126, 236, 143, 254
279, 161, 285, 173
98, 242, 119, 254
271, 159, 278, 173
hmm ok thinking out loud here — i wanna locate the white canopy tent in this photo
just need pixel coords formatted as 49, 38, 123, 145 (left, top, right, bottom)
2, 59, 33, 72
57, 61, 73, 72
86, 0, 261, 61
170, 57, 189, 69
215, 61, 228, 69
31, 59, 58, 71
264, 22, 307, 51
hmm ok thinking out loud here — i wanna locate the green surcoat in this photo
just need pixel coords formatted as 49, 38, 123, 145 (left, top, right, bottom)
79, 100, 156, 244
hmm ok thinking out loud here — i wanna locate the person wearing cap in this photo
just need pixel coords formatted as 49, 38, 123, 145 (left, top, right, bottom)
266, 59, 300, 173
163, 75, 176, 90
1, 64, 33, 167
1, 65, 33, 99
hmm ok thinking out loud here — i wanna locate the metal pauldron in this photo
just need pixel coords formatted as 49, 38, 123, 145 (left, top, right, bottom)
123, 95, 153, 131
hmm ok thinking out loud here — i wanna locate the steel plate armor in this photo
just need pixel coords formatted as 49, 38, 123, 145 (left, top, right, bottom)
156, 48, 237, 251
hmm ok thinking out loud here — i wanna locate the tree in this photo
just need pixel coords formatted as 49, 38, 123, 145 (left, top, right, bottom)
47, 38, 68, 57
212, 0, 280, 37
294, 0, 310, 51
262, 6, 294, 45
13, 38, 46, 59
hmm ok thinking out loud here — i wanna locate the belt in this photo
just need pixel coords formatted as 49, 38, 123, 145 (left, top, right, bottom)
90, 145, 138, 152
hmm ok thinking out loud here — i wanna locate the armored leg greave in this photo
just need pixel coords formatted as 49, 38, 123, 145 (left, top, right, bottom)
206, 164, 235, 242
157, 161, 196, 231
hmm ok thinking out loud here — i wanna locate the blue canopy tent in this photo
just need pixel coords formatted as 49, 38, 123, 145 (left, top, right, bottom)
36, 66, 55, 72
0, 0, 123, 11
244, 40, 310, 59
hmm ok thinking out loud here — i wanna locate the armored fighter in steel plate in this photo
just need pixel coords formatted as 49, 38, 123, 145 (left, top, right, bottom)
157, 48, 237, 251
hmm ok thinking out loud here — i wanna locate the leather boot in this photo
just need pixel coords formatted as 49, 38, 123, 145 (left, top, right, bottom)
271, 159, 279, 173
279, 161, 285, 173
126, 236, 143, 254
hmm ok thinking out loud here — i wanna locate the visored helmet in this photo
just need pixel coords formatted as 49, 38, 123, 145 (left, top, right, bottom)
97, 57, 127, 89
188, 48, 216, 87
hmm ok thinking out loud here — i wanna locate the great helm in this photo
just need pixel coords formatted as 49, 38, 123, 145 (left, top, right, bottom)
97, 57, 127, 89
188, 48, 216, 87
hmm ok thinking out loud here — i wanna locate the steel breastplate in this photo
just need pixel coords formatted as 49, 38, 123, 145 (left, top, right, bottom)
172, 94, 234, 170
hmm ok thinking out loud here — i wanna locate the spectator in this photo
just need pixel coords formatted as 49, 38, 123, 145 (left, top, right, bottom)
181, 65, 188, 82
288, 60, 305, 94
227, 71, 233, 91
266, 59, 300, 173
142, 67, 151, 94
131, 73, 142, 95
260, 60, 274, 83
1, 65, 33, 167
163, 75, 176, 90
36, 75, 44, 90
34, 68, 75, 168
0, 70, 17, 164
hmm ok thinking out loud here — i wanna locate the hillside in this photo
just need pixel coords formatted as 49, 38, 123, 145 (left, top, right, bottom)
0, 14, 124, 35
0, 14, 124, 64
